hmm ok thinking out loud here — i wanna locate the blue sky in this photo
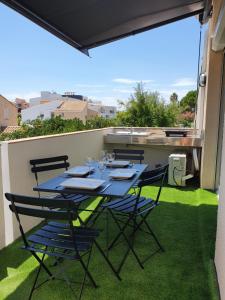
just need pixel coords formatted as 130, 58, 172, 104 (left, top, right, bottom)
0, 3, 203, 106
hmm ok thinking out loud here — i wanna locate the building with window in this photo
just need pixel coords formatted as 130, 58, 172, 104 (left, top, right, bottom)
21, 99, 97, 123
88, 101, 117, 118
0, 95, 18, 130
53, 100, 88, 123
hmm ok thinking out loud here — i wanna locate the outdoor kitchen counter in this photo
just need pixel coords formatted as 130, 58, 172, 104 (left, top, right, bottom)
104, 130, 202, 148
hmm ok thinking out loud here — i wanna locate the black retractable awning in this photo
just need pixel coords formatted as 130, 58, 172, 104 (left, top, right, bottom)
1, 0, 210, 55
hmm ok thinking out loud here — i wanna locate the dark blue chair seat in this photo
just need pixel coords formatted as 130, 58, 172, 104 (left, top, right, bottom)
27, 221, 99, 259
102, 194, 155, 214
5, 193, 121, 299
101, 164, 168, 273
53, 193, 89, 204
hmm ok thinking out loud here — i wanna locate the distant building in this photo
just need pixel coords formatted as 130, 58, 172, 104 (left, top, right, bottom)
88, 101, 117, 119
29, 91, 63, 107
21, 100, 95, 123
54, 101, 88, 123
14, 98, 29, 113
62, 92, 88, 101
21, 100, 63, 122
3, 126, 21, 134
28, 92, 117, 119
100, 105, 117, 119
0, 95, 18, 130
87, 108, 100, 120
29, 91, 87, 106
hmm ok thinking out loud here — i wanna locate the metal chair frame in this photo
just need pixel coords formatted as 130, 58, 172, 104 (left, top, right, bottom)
5, 193, 121, 299
113, 149, 144, 164
102, 164, 168, 273
30, 155, 90, 205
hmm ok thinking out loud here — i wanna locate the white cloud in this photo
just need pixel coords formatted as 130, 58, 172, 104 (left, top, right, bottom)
113, 88, 133, 94
75, 84, 106, 88
113, 78, 154, 84
172, 78, 196, 87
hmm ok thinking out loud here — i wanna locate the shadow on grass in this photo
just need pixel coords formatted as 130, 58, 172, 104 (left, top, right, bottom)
1, 195, 218, 300
0, 235, 34, 281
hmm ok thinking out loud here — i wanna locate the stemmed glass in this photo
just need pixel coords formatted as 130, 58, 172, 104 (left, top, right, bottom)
98, 150, 109, 178
100, 150, 107, 161
98, 160, 105, 179
107, 152, 115, 163
85, 156, 93, 174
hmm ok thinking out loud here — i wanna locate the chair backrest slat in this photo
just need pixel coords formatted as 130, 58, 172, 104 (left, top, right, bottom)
9, 204, 74, 220
137, 164, 168, 206
139, 164, 168, 187
113, 149, 144, 163
31, 162, 70, 174
30, 155, 69, 165
5, 193, 75, 209
6, 193, 77, 220
30, 155, 70, 185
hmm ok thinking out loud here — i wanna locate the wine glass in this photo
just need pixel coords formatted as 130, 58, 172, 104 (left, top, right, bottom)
98, 160, 105, 178
108, 152, 115, 162
85, 156, 93, 173
100, 150, 107, 161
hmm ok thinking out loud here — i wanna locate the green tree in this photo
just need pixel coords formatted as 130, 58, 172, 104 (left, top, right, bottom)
0, 115, 118, 141
180, 90, 197, 112
116, 83, 179, 127
170, 92, 178, 103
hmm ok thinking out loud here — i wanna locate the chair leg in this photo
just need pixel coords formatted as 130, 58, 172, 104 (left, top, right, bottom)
28, 257, 43, 299
28, 251, 52, 300
30, 251, 53, 278
107, 213, 131, 251
141, 216, 164, 252
117, 217, 137, 274
78, 246, 94, 300
87, 198, 107, 228
79, 254, 98, 289
108, 209, 144, 271
117, 246, 130, 274
94, 240, 121, 281
106, 208, 109, 257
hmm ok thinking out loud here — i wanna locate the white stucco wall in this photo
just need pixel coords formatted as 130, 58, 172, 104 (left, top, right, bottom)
21, 100, 62, 122
0, 145, 5, 249
0, 128, 109, 248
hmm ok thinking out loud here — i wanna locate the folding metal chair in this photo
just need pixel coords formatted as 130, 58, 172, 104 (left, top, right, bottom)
101, 164, 168, 273
5, 193, 121, 299
30, 155, 90, 204
113, 149, 144, 164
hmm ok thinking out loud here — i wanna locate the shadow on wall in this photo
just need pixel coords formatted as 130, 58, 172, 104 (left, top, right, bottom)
0, 195, 218, 300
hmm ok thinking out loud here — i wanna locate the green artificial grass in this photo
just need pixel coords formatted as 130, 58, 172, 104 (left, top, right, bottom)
0, 186, 219, 300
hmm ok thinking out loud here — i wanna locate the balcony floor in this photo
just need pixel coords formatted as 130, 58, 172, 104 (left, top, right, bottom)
0, 186, 218, 300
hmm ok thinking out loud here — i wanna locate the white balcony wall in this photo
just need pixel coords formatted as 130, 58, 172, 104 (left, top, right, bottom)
0, 126, 201, 250
0, 128, 110, 249
0, 145, 5, 249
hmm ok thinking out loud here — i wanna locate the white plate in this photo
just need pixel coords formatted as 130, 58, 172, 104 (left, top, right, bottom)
64, 166, 95, 176
60, 178, 105, 190
109, 168, 136, 179
106, 160, 130, 168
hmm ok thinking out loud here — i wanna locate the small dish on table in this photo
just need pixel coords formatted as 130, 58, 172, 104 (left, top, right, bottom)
64, 166, 95, 177
60, 178, 105, 190
109, 168, 136, 180
106, 160, 130, 168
